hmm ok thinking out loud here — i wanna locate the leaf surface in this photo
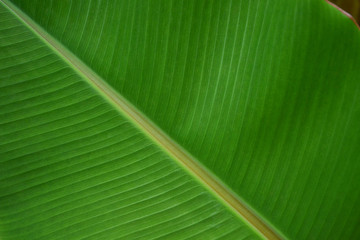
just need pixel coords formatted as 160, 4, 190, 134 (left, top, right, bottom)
0, 2, 266, 239
1, 0, 360, 239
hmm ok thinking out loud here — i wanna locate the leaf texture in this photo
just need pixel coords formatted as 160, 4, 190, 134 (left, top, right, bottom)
0, 3, 264, 239
1, 0, 360, 239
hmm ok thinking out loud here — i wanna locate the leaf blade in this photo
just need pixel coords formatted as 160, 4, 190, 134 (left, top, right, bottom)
0, 2, 265, 239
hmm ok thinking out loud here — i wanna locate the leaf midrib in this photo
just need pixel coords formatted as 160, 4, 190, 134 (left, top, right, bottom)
1, 0, 283, 239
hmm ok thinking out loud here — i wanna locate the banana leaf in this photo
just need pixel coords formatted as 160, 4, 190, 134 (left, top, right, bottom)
0, 0, 359, 239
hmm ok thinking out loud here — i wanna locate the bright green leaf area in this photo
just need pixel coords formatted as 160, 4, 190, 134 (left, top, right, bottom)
0, 3, 262, 240
1, 0, 360, 239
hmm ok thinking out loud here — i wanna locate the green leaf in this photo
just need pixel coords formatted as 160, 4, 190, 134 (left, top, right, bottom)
1, 0, 359, 239
0, 2, 265, 240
